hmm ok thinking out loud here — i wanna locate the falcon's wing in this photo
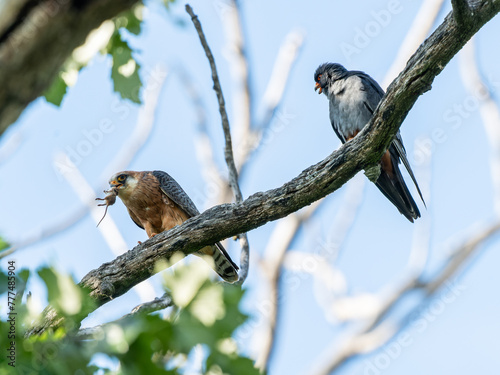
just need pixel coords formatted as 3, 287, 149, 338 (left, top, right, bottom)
356, 72, 385, 115
152, 170, 200, 217
127, 208, 144, 229
329, 100, 347, 143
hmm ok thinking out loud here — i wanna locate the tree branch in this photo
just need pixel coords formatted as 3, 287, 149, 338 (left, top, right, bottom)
222, 0, 252, 171
186, 3, 250, 284
451, 0, 472, 25
382, 0, 446, 88
0, 0, 139, 137
459, 38, 500, 217
256, 203, 321, 371
308, 220, 500, 375
26, 0, 500, 337
77, 292, 173, 340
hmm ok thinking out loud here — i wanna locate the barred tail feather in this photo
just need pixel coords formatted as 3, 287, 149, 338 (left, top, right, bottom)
198, 242, 239, 283
211, 242, 239, 283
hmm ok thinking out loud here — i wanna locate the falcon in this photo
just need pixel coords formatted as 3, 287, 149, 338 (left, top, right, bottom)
314, 63, 424, 222
106, 170, 239, 282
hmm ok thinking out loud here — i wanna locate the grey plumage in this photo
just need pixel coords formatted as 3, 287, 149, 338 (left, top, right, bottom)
314, 63, 424, 222
152, 170, 201, 217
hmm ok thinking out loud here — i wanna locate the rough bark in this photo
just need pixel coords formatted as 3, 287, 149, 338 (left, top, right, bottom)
26, 0, 500, 336
0, 0, 139, 136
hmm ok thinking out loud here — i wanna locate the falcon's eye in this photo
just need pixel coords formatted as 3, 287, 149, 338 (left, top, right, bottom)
317, 74, 322, 82
117, 175, 126, 182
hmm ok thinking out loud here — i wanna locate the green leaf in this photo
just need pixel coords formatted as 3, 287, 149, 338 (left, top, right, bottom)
107, 31, 142, 103
124, 6, 143, 35
44, 73, 68, 106
0, 237, 9, 251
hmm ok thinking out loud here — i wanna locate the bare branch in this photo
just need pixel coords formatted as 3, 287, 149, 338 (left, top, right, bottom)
186, 4, 242, 202
452, 0, 472, 25
221, 0, 252, 168
26, 2, 500, 336
256, 203, 321, 371
77, 292, 173, 340
258, 30, 305, 132
309, 221, 500, 375
459, 39, 500, 217
176, 66, 224, 192
382, 0, 446, 88
239, 30, 304, 177
186, 4, 250, 284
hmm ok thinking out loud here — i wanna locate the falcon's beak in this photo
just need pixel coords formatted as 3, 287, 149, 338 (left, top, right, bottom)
110, 180, 123, 188
315, 82, 323, 94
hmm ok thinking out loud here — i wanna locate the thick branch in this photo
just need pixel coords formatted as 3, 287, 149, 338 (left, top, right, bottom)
0, 0, 139, 137
452, 0, 472, 25
26, 1, 500, 336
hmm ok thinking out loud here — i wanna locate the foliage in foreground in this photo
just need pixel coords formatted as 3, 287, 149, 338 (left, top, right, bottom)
0, 260, 259, 375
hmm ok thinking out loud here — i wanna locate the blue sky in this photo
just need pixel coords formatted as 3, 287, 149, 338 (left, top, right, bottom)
1, 0, 500, 374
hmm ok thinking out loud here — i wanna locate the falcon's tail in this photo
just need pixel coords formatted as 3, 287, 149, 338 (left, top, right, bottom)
375, 160, 421, 223
199, 243, 239, 283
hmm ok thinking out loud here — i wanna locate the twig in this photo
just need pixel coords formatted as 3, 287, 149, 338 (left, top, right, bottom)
222, 0, 252, 171
239, 30, 304, 176
77, 292, 173, 340
255, 203, 321, 371
459, 39, 500, 217
185, 4, 242, 202
295, 175, 365, 322
186, 4, 250, 284
258, 30, 305, 132
176, 65, 224, 197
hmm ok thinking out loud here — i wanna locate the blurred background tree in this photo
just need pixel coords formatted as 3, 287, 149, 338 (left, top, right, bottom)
0, 0, 500, 374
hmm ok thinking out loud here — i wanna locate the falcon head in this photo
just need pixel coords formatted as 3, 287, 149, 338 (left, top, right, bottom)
109, 171, 140, 194
314, 63, 347, 95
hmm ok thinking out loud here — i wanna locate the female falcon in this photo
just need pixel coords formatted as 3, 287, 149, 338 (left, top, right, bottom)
106, 170, 239, 283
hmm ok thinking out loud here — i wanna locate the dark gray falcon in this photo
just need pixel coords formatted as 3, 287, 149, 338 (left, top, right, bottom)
314, 63, 424, 222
